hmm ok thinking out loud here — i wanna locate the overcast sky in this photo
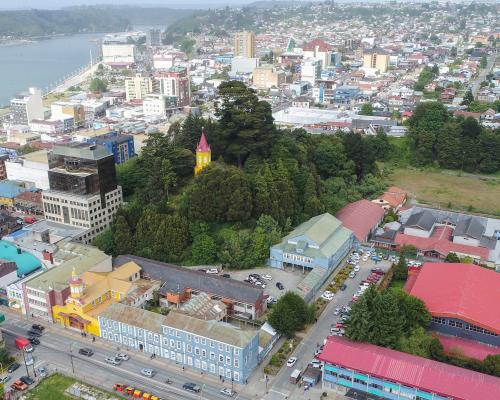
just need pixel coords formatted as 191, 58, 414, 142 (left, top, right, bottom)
1, 0, 256, 10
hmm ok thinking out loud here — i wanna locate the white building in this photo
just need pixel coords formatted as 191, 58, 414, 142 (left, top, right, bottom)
301, 59, 322, 85
29, 119, 64, 135
102, 43, 137, 66
231, 57, 260, 74
125, 75, 155, 101
5, 150, 50, 190
143, 94, 173, 117
10, 87, 44, 125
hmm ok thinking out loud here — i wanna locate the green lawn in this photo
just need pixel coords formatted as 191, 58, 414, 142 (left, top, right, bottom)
25, 374, 76, 400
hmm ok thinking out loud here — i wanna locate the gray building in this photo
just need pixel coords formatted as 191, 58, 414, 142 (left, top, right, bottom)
98, 303, 260, 383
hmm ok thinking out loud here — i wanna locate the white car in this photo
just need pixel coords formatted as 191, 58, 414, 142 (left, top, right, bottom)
321, 292, 334, 301
310, 359, 322, 369
140, 368, 155, 377
261, 274, 273, 281
362, 256, 368, 262
286, 357, 297, 367
354, 265, 360, 272
115, 353, 129, 361
220, 388, 236, 397
333, 307, 341, 315
266, 296, 276, 304
349, 272, 356, 278
206, 268, 219, 274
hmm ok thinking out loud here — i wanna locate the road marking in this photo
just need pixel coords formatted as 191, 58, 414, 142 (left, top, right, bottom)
268, 389, 289, 397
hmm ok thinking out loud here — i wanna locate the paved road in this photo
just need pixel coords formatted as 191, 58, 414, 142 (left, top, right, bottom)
1, 315, 245, 400
263, 256, 391, 400
471, 53, 497, 96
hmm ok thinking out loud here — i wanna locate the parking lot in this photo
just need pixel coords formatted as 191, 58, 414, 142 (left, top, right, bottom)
227, 266, 307, 302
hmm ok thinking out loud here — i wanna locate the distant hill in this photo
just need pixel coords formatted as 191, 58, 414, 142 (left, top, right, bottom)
0, 7, 195, 38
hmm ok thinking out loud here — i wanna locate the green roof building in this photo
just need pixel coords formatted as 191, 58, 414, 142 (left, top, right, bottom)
269, 213, 354, 273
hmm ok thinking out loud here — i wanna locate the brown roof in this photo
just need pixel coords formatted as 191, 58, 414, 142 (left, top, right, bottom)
377, 186, 406, 208
15, 191, 42, 203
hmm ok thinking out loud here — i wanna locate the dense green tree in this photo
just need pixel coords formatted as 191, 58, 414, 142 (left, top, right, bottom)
268, 292, 314, 337
215, 81, 278, 167
394, 290, 432, 332
312, 136, 355, 179
445, 252, 461, 262
89, 77, 107, 93
344, 291, 372, 342
113, 216, 135, 255
398, 327, 440, 358
483, 355, 500, 377
366, 131, 393, 161
371, 290, 404, 348
92, 228, 115, 255
191, 234, 217, 264
360, 103, 373, 116
393, 253, 408, 281
342, 132, 376, 179
435, 121, 463, 169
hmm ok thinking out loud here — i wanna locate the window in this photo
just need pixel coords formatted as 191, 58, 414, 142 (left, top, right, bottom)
219, 355, 224, 363
169, 328, 174, 336
201, 337, 206, 345
176, 330, 181, 338
170, 339, 175, 348
210, 352, 215, 360
218, 343, 223, 351
234, 348, 240, 356
187, 334, 192, 341
233, 371, 240, 382
226, 369, 231, 379
187, 356, 193, 366
195, 359, 201, 369
170, 351, 175, 360
176, 341, 181, 350
202, 361, 207, 371
226, 356, 231, 365
210, 364, 216, 373
195, 336, 200, 343
226, 345, 231, 353
209, 340, 214, 348
234, 358, 239, 368
187, 344, 192, 353
163, 327, 168, 334
195, 347, 200, 356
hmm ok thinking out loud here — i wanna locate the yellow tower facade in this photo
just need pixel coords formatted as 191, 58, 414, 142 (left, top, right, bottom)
194, 129, 211, 175
69, 267, 84, 299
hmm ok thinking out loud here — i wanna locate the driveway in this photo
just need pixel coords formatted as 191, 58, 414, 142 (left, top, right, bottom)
261, 254, 392, 400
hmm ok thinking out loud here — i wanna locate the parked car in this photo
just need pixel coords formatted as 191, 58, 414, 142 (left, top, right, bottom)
310, 359, 322, 368
266, 296, 276, 304
115, 353, 129, 361
286, 357, 297, 367
220, 388, 237, 397
28, 337, 40, 345
78, 348, 94, 357
20, 376, 35, 385
348, 272, 356, 279
221, 273, 231, 278
27, 329, 42, 337
353, 265, 360, 272
0, 375, 11, 384
276, 282, 284, 290
31, 324, 44, 332
339, 284, 347, 291
105, 356, 121, 366
321, 291, 334, 301
249, 273, 260, 280
206, 268, 219, 274
140, 368, 155, 377
261, 274, 272, 281
11, 380, 28, 391
183, 382, 201, 393
7, 363, 20, 373
36, 366, 47, 378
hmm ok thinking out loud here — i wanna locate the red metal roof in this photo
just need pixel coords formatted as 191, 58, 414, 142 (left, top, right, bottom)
336, 199, 385, 242
196, 129, 211, 153
303, 38, 333, 52
318, 336, 500, 400
434, 333, 500, 361
395, 226, 490, 260
407, 262, 500, 334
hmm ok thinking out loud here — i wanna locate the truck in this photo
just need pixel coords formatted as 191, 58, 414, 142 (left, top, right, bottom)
289, 369, 301, 384
15, 337, 33, 352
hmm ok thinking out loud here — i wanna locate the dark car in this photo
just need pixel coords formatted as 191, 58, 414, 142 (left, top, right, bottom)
339, 284, 347, 291
8, 362, 20, 373
221, 273, 231, 278
31, 324, 44, 332
20, 376, 35, 386
78, 348, 94, 357
276, 282, 284, 290
183, 382, 201, 393
28, 337, 40, 345
27, 329, 42, 337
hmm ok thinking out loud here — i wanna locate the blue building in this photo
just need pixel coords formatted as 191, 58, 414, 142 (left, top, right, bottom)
98, 302, 260, 384
269, 213, 354, 272
332, 85, 362, 104
319, 336, 500, 400
88, 131, 135, 164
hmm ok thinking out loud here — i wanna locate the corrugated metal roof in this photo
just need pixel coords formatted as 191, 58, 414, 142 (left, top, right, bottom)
407, 262, 500, 334
336, 200, 385, 242
319, 337, 500, 400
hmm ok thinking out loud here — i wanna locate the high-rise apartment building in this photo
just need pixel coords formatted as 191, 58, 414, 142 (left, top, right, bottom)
363, 49, 390, 73
234, 31, 256, 58
42, 143, 122, 244
10, 87, 44, 125
156, 66, 191, 108
124, 74, 156, 101
147, 29, 162, 46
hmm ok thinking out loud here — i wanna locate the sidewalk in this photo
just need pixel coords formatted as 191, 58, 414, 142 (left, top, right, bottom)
2, 307, 230, 392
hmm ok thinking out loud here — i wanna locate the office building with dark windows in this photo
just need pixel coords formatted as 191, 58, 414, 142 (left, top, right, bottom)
42, 143, 123, 243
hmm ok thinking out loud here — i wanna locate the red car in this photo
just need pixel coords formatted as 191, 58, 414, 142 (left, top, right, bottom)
335, 323, 344, 328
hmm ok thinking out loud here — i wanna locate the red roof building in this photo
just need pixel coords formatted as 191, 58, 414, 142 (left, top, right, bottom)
319, 336, 500, 400
405, 262, 500, 335
336, 199, 385, 243
372, 186, 407, 210
303, 38, 333, 52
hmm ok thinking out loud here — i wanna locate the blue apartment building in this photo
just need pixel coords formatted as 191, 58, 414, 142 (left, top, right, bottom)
332, 85, 362, 104
98, 302, 259, 383
88, 131, 135, 164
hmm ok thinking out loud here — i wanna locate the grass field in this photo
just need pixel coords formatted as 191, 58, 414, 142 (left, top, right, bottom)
25, 374, 76, 400
388, 168, 500, 216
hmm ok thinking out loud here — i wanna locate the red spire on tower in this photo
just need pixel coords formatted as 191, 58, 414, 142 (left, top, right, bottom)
196, 128, 211, 152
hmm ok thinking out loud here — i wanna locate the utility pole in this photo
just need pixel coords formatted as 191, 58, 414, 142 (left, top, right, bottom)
69, 343, 75, 375
21, 350, 30, 377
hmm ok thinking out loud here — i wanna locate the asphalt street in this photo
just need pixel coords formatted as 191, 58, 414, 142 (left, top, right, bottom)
1, 315, 246, 400
263, 256, 391, 400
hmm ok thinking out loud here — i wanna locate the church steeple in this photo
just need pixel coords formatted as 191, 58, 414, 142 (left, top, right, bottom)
194, 128, 211, 175
69, 267, 84, 300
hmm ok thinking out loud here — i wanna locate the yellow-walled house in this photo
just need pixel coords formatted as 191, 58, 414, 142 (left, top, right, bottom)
52, 262, 159, 336
194, 129, 211, 175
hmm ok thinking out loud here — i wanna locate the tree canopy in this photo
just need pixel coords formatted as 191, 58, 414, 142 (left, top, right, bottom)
268, 292, 314, 337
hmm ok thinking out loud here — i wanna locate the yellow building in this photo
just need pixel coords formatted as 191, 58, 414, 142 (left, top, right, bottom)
52, 262, 158, 336
363, 49, 390, 73
234, 31, 255, 58
194, 129, 211, 175
252, 65, 286, 90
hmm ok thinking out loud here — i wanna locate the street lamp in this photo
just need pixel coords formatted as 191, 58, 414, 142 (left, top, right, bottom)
21, 350, 30, 377
69, 342, 76, 375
